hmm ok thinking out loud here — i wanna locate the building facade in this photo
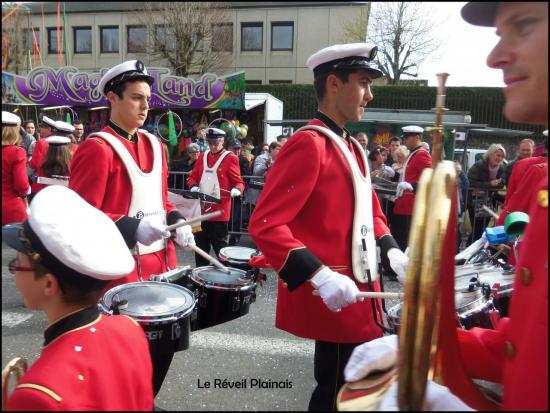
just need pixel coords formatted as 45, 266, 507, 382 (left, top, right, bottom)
11, 2, 370, 84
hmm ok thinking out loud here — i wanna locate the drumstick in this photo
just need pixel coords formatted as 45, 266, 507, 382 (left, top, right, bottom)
186, 243, 232, 274
312, 290, 404, 300
481, 205, 500, 220
166, 210, 223, 231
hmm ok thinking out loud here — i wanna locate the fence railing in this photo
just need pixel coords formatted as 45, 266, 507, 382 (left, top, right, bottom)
168, 171, 505, 250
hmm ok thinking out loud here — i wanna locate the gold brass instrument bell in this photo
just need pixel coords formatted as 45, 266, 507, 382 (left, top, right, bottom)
2, 357, 28, 409
337, 73, 501, 411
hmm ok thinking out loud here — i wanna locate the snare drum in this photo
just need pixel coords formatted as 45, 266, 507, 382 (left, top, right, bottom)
98, 281, 196, 354
188, 266, 257, 331
479, 267, 515, 318
219, 246, 259, 271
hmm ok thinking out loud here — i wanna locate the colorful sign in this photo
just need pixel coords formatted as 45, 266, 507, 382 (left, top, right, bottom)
2, 66, 245, 109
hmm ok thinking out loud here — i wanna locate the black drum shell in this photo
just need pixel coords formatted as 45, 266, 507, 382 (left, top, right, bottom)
218, 247, 259, 272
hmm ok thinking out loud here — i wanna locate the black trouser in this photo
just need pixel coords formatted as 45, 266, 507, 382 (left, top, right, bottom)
194, 221, 228, 267
229, 197, 242, 244
308, 340, 363, 411
151, 351, 175, 397
391, 214, 411, 252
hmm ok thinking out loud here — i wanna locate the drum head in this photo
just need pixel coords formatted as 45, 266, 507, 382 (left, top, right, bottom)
455, 272, 480, 293
101, 281, 195, 322
478, 267, 515, 292
219, 247, 258, 263
191, 266, 254, 290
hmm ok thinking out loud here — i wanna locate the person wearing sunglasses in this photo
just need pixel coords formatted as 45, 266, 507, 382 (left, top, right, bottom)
2, 185, 153, 411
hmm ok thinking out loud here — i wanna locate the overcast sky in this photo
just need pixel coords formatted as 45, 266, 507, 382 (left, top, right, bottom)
389, 2, 506, 88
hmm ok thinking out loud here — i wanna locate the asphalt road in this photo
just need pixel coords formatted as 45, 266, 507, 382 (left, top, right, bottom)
2, 235, 402, 411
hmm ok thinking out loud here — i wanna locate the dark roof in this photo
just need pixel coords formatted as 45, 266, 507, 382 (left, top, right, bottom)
11, 2, 367, 15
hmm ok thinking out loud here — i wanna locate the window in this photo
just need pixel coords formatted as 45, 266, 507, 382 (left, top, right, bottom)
74, 27, 92, 54
212, 23, 233, 52
154, 25, 175, 52
47, 28, 64, 54
100, 26, 119, 53
127, 25, 146, 53
23, 28, 39, 52
241, 23, 262, 52
269, 80, 292, 85
271, 22, 293, 51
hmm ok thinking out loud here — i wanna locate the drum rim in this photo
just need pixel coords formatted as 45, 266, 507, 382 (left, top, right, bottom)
190, 266, 256, 291
219, 246, 258, 263
99, 281, 196, 322
151, 266, 192, 283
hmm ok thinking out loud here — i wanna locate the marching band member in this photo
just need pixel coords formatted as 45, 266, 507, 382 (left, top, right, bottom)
2, 111, 30, 225
69, 60, 195, 289
345, 2, 548, 410
69, 60, 195, 396
249, 43, 408, 411
187, 127, 245, 266
3, 185, 153, 411
392, 125, 433, 251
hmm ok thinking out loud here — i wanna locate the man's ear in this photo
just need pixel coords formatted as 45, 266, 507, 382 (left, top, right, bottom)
106, 91, 118, 106
325, 73, 341, 96
43, 273, 62, 297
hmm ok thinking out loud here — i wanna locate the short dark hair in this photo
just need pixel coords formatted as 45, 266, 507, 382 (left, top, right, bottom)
368, 145, 388, 161
23, 120, 35, 129
390, 136, 401, 143
73, 120, 83, 126
269, 141, 281, 151
108, 78, 149, 100
313, 70, 352, 103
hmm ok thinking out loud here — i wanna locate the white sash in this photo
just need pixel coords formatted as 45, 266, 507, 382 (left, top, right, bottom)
296, 125, 379, 283
91, 130, 166, 255
199, 149, 231, 200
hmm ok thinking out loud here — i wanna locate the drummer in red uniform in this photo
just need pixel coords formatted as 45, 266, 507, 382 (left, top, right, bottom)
392, 125, 433, 251
69, 59, 195, 395
3, 185, 153, 411
344, 2, 548, 411
249, 42, 409, 410
187, 127, 245, 267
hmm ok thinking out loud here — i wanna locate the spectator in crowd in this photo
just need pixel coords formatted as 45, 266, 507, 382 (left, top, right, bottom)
194, 127, 208, 152
276, 134, 288, 146
466, 143, 507, 244
2, 111, 30, 226
385, 136, 402, 166
168, 143, 201, 190
369, 145, 395, 181
2, 185, 153, 411
258, 143, 269, 155
245, 141, 282, 213
72, 120, 85, 143
187, 128, 245, 266
241, 139, 255, 171
391, 145, 410, 182
356, 132, 369, 156
503, 138, 535, 185
227, 139, 251, 246
20, 120, 36, 158
455, 160, 470, 252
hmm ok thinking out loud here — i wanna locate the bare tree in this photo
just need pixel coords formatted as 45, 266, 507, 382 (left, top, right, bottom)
2, 3, 29, 74
368, 2, 442, 84
337, 4, 371, 43
133, 2, 234, 77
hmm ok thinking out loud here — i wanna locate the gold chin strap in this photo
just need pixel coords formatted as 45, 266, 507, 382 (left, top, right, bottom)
2, 357, 28, 409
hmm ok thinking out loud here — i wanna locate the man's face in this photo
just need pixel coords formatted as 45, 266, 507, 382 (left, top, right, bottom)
197, 129, 206, 140
334, 69, 374, 123
487, 2, 548, 125
518, 142, 534, 158
402, 134, 418, 151
207, 139, 224, 153
357, 133, 368, 147
108, 80, 151, 130
25, 123, 35, 135
271, 146, 281, 159
73, 124, 84, 140
390, 140, 401, 153
39, 125, 52, 139
230, 146, 242, 156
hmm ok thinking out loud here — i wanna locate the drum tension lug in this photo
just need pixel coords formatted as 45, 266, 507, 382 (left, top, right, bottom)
232, 296, 240, 311
199, 292, 208, 308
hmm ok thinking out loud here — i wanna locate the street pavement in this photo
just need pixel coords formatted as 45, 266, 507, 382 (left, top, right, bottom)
2, 235, 402, 411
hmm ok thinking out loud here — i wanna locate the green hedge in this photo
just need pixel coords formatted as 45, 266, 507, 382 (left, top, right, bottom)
246, 84, 545, 135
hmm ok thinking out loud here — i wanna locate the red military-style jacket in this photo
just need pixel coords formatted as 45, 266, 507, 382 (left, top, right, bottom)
29, 138, 49, 194
2, 145, 29, 225
69, 125, 181, 289
456, 175, 548, 411
393, 147, 433, 216
249, 117, 397, 343
5, 307, 153, 411
187, 149, 245, 222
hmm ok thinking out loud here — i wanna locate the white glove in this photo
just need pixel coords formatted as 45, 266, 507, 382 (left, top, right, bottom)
174, 222, 195, 250
190, 186, 200, 193
344, 335, 398, 382
379, 380, 475, 411
396, 181, 414, 198
135, 217, 170, 246
26, 187, 32, 195
230, 188, 242, 198
455, 232, 487, 262
310, 266, 361, 312
387, 248, 408, 283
